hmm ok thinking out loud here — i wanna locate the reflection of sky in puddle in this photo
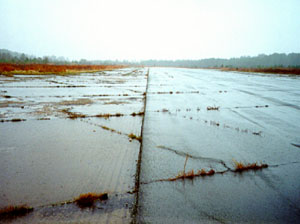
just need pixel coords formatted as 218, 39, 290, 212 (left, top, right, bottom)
1, 67, 300, 223
0, 68, 147, 120
0, 68, 147, 223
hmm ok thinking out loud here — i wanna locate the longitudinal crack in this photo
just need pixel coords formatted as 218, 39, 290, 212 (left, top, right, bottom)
131, 68, 150, 224
156, 145, 231, 170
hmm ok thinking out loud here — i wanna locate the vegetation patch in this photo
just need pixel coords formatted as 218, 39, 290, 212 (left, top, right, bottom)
0, 63, 126, 76
0, 205, 33, 220
95, 113, 124, 118
37, 117, 51, 120
131, 111, 144, 116
252, 131, 262, 136
128, 133, 142, 142
58, 98, 93, 106
210, 121, 220, 126
207, 106, 219, 111
99, 125, 122, 134
104, 100, 128, 105
221, 67, 300, 75
167, 155, 216, 181
61, 109, 87, 119
233, 160, 268, 172
255, 105, 269, 108
169, 169, 216, 181
0, 118, 26, 122
74, 193, 108, 208
1, 95, 12, 99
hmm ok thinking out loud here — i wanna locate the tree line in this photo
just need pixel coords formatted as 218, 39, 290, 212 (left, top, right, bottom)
1, 49, 299, 68
138, 53, 300, 68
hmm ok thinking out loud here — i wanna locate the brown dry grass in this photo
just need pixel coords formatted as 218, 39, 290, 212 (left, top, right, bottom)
0, 118, 26, 122
220, 67, 300, 75
233, 160, 268, 172
99, 125, 122, 134
207, 106, 219, 111
131, 111, 144, 116
169, 169, 216, 181
74, 193, 108, 208
0, 63, 126, 76
95, 113, 124, 118
0, 205, 33, 219
60, 109, 86, 119
128, 133, 142, 142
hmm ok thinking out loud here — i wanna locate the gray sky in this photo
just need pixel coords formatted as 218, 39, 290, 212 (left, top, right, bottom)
0, 0, 299, 60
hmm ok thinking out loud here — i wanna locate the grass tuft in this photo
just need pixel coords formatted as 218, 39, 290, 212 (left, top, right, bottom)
233, 160, 268, 172
0, 205, 33, 219
207, 106, 219, 111
128, 133, 142, 142
169, 168, 216, 181
74, 193, 108, 208
95, 113, 124, 118
60, 109, 86, 119
130, 111, 144, 116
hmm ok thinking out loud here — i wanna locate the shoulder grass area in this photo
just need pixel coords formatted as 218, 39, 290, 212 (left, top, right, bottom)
0, 63, 126, 76
220, 67, 300, 75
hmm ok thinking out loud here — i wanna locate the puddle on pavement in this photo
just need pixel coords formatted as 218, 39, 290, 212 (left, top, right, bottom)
1, 67, 300, 223
0, 68, 148, 223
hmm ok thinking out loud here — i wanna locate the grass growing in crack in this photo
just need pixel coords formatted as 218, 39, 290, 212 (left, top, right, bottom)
233, 160, 268, 172
168, 155, 215, 181
207, 106, 219, 111
101, 126, 110, 131
95, 113, 124, 118
0, 205, 33, 219
68, 113, 86, 119
169, 169, 216, 181
100, 125, 122, 134
61, 109, 86, 119
74, 193, 108, 208
128, 133, 142, 142
0, 118, 26, 122
252, 131, 262, 136
131, 111, 144, 116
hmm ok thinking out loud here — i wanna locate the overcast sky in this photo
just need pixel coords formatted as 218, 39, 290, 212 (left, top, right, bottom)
0, 0, 299, 60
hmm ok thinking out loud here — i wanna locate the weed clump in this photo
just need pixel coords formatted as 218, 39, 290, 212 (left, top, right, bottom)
128, 133, 142, 142
101, 126, 110, 131
95, 113, 124, 118
74, 193, 108, 208
0, 118, 26, 122
207, 106, 219, 111
233, 160, 268, 172
68, 113, 86, 119
252, 131, 262, 136
60, 109, 86, 119
131, 111, 144, 116
0, 205, 33, 219
169, 169, 216, 181
99, 125, 121, 134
